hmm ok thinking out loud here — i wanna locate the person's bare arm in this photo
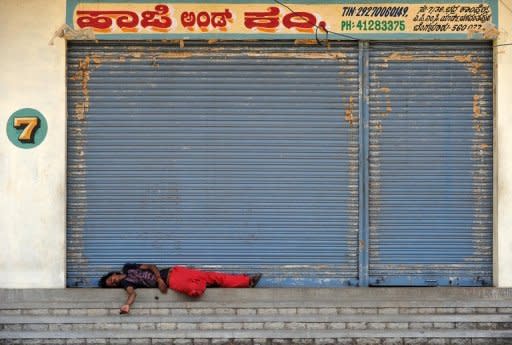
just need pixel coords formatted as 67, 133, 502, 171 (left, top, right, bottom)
139, 264, 168, 293
120, 286, 137, 314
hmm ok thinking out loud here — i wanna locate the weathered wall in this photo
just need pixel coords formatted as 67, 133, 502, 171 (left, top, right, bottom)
496, 1, 512, 287
0, 0, 66, 287
0, 0, 511, 288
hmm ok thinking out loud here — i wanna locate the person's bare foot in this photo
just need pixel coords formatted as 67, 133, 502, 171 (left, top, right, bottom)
249, 273, 262, 287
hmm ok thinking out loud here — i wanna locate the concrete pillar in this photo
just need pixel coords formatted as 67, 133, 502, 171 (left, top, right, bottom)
496, 0, 512, 287
0, 0, 66, 287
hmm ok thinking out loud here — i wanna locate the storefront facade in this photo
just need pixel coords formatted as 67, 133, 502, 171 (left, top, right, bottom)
1, 0, 510, 289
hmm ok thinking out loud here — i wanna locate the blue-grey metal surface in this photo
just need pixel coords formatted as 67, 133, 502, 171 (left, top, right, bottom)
358, 41, 370, 287
367, 42, 493, 286
67, 41, 360, 287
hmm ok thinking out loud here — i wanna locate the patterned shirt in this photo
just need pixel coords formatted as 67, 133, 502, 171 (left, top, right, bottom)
119, 263, 169, 289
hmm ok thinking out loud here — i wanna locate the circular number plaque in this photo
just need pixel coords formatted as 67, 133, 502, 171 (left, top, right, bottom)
6, 108, 48, 149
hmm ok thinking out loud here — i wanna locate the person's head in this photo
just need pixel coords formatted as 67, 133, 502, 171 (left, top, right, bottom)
99, 271, 124, 288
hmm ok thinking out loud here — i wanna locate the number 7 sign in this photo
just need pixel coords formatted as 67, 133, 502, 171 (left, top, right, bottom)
13, 117, 40, 142
7, 108, 48, 149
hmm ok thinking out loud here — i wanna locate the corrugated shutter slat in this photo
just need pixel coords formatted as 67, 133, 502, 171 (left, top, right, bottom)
67, 42, 360, 287
368, 42, 493, 286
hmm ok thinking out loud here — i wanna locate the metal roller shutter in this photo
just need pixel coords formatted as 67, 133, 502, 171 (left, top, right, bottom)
368, 42, 493, 286
67, 41, 360, 287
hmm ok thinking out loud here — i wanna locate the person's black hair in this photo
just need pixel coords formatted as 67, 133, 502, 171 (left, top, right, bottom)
99, 271, 122, 288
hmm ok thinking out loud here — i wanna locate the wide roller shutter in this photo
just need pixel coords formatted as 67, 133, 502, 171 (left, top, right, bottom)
67, 42, 360, 287
368, 42, 493, 286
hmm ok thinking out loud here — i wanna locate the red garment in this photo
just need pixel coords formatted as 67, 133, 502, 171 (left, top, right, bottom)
167, 266, 251, 297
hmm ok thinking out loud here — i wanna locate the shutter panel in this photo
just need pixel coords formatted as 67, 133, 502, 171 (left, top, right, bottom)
368, 42, 493, 286
67, 42, 360, 287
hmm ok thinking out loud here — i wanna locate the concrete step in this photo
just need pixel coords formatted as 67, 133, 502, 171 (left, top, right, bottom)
3, 329, 512, 340
1, 288, 512, 344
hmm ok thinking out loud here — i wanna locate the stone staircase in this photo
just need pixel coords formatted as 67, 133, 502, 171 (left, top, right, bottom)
1, 288, 512, 344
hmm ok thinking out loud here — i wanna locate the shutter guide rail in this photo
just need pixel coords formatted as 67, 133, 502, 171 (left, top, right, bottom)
358, 41, 370, 287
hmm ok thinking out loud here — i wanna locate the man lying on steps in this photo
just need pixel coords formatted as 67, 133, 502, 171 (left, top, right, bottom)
99, 263, 262, 314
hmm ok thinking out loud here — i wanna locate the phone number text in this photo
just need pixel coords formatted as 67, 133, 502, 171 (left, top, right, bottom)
340, 20, 406, 32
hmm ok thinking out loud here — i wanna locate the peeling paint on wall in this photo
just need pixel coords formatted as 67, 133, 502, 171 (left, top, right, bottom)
384, 52, 415, 62
156, 51, 193, 59
454, 55, 484, 76
70, 55, 103, 121
473, 95, 482, 118
385, 53, 486, 77
467, 22, 500, 40
71, 56, 91, 121
482, 22, 500, 40
294, 39, 318, 45
137, 49, 348, 65
246, 52, 346, 59
345, 96, 356, 127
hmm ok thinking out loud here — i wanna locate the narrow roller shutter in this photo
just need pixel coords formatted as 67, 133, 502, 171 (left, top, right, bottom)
368, 42, 493, 286
67, 41, 360, 287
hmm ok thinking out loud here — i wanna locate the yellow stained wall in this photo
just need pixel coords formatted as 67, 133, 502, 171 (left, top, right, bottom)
0, 0, 66, 287
0, 0, 510, 288
496, 0, 512, 287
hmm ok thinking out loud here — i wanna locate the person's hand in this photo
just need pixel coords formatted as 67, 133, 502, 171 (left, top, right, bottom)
119, 304, 130, 314
157, 278, 168, 294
